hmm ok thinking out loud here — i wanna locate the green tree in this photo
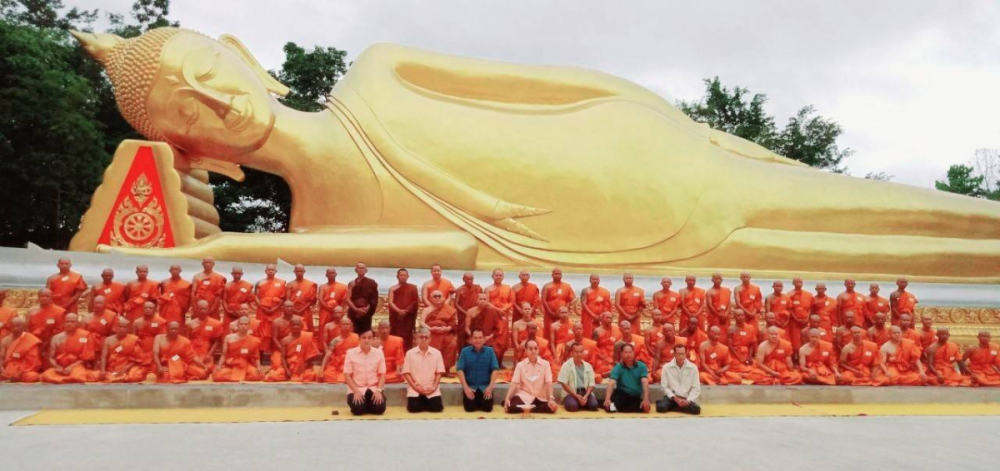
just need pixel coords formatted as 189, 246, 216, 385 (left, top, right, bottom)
0, 19, 107, 248
212, 42, 349, 233
935, 164, 985, 198
678, 77, 852, 172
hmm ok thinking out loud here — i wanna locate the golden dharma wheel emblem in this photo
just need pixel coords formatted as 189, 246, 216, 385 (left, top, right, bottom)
110, 173, 166, 248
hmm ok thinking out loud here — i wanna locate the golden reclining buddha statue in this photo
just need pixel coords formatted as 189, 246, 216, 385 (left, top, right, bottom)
70, 28, 1000, 281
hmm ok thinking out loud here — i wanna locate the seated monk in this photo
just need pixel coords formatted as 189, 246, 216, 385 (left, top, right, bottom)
868, 311, 891, 347
0, 290, 15, 339
320, 318, 359, 383
153, 322, 208, 383
799, 328, 841, 385
510, 301, 539, 350
698, 326, 741, 385
613, 320, 652, 367
0, 317, 42, 383
645, 309, 667, 353
229, 304, 262, 337
881, 326, 928, 386
187, 300, 224, 372
420, 289, 458, 376
28, 289, 66, 352
680, 315, 709, 364
376, 319, 405, 383
265, 316, 321, 382
758, 312, 789, 344
83, 295, 119, 347
322, 306, 347, 350
962, 330, 1000, 387
549, 307, 573, 362
40, 314, 96, 384
727, 310, 758, 379
270, 301, 301, 365
132, 301, 166, 372
651, 323, 687, 383
924, 328, 970, 387
917, 315, 936, 352
838, 326, 887, 386
801, 314, 833, 346
747, 326, 803, 385
212, 316, 264, 382
99, 318, 147, 383
592, 312, 621, 379
897, 314, 922, 346
465, 293, 497, 352
833, 311, 867, 354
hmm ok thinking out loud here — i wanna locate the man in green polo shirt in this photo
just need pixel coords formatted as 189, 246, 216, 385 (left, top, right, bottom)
603, 343, 650, 413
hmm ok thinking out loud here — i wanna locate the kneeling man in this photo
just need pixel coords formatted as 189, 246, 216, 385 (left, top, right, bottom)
402, 328, 446, 413
657, 344, 701, 415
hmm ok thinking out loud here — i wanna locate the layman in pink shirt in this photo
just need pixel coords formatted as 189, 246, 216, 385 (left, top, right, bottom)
343, 330, 387, 416
504, 339, 558, 416
402, 327, 447, 413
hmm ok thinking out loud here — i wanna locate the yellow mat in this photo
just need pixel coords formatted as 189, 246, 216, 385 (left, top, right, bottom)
12, 403, 1000, 426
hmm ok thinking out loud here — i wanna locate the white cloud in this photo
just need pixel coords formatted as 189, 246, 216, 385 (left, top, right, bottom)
83, 0, 1000, 188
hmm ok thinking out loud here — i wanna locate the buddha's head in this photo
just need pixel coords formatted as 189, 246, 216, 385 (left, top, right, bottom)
72, 28, 290, 161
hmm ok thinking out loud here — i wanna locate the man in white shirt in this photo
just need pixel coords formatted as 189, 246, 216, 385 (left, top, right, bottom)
402, 328, 446, 413
656, 344, 702, 415
557, 342, 598, 411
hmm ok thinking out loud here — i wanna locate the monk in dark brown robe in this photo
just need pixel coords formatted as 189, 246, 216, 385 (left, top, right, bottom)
346, 263, 379, 334
387, 268, 420, 350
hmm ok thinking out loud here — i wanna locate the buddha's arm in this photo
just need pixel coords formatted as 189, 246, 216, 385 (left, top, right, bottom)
98, 227, 479, 268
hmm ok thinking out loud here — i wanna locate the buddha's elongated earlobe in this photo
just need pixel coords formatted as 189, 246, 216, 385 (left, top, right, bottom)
218, 34, 290, 97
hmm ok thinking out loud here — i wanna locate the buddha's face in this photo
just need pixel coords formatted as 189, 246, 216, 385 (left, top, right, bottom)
147, 33, 276, 159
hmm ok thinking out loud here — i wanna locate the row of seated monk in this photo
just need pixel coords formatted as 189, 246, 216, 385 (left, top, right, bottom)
1, 258, 999, 388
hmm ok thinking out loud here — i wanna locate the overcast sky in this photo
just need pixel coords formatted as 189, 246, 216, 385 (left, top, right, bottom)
85, 0, 1000, 188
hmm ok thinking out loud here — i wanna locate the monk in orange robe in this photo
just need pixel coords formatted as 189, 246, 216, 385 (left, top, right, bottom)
924, 328, 970, 387
223, 266, 254, 326
40, 314, 96, 383
372, 320, 405, 383
581, 274, 612, 339
679, 276, 707, 333
541, 268, 574, 338
466, 293, 497, 351
651, 323, 687, 383
838, 326, 887, 386
727, 310, 758, 379
680, 315, 709, 365
863, 283, 890, 329
387, 268, 419, 351
898, 314, 922, 350
705, 274, 732, 343
890, 278, 918, 326
191, 257, 227, 316
811, 284, 838, 333
549, 307, 574, 361
83, 295, 118, 347
0, 317, 42, 382
833, 311, 867, 354
917, 315, 937, 351
453, 272, 481, 349
89, 268, 126, 314
788, 278, 814, 357
513, 321, 555, 375
270, 302, 300, 364
510, 303, 539, 358
645, 310, 667, 352
759, 312, 790, 343
748, 326, 803, 385
99, 318, 146, 383
881, 326, 928, 386
212, 317, 264, 382
962, 330, 1000, 387
320, 317, 359, 383
512, 270, 540, 324
187, 300, 223, 372
485, 269, 515, 363
764, 281, 791, 330
615, 273, 646, 326
254, 264, 287, 353
132, 301, 166, 370
868, 312, 892, 347
229, 304, 262, 338
799, 328, 840, 385
318, 268, 349, 344
592, 312, 621, 379
265, 316, 321, 382
158, 265, 192, 325
46, 258, 87, 314
287, 264, 318, 331
800, 315, 834, 346
421, 263, 455, 307
124, 265, 159, 321
836, 279, 867, 327
699, 326, 741, 385
28, 289, 66, 352
734, 272, 762, 321
322, 307, 347, 352
0, 290, 17, 340
652, 278, 681, 329
153, 322, 208, 383
421, 289, 459, 375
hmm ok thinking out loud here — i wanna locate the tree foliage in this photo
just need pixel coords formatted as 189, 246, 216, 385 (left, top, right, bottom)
935, 150, 1000, 201
678, 77, 853, 172
935, 164, 985, 198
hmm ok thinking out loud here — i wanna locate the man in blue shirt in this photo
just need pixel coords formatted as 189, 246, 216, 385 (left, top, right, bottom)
457, 328, 500, 412
603, 344, 651, 413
